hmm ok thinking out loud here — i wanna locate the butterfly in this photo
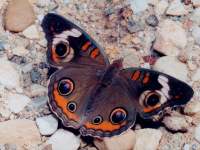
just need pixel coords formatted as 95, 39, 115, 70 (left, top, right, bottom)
41, 13, 194, 138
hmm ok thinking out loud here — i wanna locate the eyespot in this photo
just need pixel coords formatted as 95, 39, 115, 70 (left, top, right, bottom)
55, 43, 69, 57
52, 41, 74, 63
92, 115, 103, 125
58, 78, 74, 96
54, 42, 70, 58
145, 93, 160, 107
67, 101, 77, 112
110, 108, 127, 124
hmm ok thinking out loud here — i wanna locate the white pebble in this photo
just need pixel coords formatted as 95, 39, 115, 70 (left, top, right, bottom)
36, 115, 58, 136
46, 129, 80, 150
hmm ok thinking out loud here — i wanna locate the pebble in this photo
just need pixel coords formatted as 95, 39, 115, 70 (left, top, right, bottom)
0, 119, 41, 147
134, 129, 162, 150
127, 19, 144, 33
153, 19, 187, 56
192, 68, 200, 81
166, 0, 188, 16
191, 8, 200, 25
28, 96, 48, 110
155, 0, 169, 16
7, 93, 31, 113
5, 0, 35, 32
129, 0, 148, 13
192, 26, 200, 46
153, 56, 188, 82
145, 15, 159, 27
22, 25, 40, 39
36, 115, 58, 136
121, 49, 140, 67
194, 124, 200, 142
0, 57, 21, 91
12, 46, 29, 56
94, 130, 136, 150
192, 0, 200, 7
30, 69, 42, 83
163, 116, 189, 132
184, 100, 200, 115
30, 84, 47, 97
183, 144, 190, 150
46, 129, 80, 150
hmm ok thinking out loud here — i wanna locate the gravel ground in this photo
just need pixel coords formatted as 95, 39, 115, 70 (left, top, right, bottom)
0, 0, 200, 150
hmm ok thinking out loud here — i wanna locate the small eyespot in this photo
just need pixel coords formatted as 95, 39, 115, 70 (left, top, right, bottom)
55, 42, 69, 57
92, 115, 103, 125
145, 92, 160, 107
67, 101, 77, 112
110, 108, 127, 124
58, 78, 74, 96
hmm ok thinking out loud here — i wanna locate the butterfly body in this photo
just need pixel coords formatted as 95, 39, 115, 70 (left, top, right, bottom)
42, 13, 194, 138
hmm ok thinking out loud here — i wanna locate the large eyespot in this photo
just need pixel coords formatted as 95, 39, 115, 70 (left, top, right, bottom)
52, 40, 75, 63
145, 92, 160, 107
110, 108, 127, 124
55, 42, 69, 57
67, 101, 77, 112
91, 115, 103, 125
58, 78, 74, 96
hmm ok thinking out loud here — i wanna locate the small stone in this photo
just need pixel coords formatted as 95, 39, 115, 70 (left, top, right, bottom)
0, 57, 21, 91
7, 93, 31, 113
163, 116, 189, 132
183, 144, 190, 150
194, 124, 200, 142
22, 25, 40, 39
127, 19, 144, 33
145, 15, 159, 27
36, 115, 58, 136
28, 96, 48, 110
192, 26, 200, 46
0, 119, 41, 146
36, 0, 50, 7
192, 68, 200, 81
134, 129, 162, 150
46, 129, 80, 150
121, 49, 140, 68
153, 19, 187, 56
153, 56, 188, 82
5, 0, 35, 32
129, 0, 148, 13
94, 130, 136, 150
12, 46, 29, 56
192, 0, 200, 7
191, 8, 200, 25
155, 0, 169, 15
166, 0, 188, 16
30, 69, 42, 83
30, 84, 47, 97
184, 100, 200, 115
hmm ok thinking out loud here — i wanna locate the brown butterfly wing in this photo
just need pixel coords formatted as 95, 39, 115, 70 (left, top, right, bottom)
119, 68, 194, 120
48, 64, 104, 129
42, 13, 109, 68
79, 75, 137, 137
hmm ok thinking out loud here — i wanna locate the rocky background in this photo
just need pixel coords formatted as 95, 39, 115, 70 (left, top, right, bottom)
0, 0, 200, 150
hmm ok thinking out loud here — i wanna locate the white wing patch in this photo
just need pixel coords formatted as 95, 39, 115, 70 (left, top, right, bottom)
53, 28, 82, 45
158, 75, 170, 101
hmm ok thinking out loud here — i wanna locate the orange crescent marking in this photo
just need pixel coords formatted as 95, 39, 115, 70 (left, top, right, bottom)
84, 121, 127, 132
131, 70, 141, 81
81, 41, 91, 51
51, 47, 60, 63
90, 48, 100, 58
53, 85, 79, 121
143, 73, 150, 84
143, 104, 161, 113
